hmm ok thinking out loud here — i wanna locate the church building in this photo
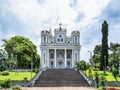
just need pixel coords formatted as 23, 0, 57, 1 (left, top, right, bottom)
40, 24, 81, 69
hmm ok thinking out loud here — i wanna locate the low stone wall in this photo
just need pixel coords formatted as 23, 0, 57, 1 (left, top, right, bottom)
12, 81, 31, 87
12, 69, 31, 72
107, 81, 120, 87
11, 69, 43, 87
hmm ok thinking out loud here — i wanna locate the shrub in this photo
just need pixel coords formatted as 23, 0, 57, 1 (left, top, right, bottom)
112, 67, 118, 81
94, 72, 99, 88
32, 69, 35, 72
0, 72, 2, 75
0, 65, 6, 71
93, 68, 100, 71
88, 67, 93, 80
24, 77, 28, 81
0, 79, 11, 88
13, 85, 22, 90
2, 71, 10, 76
35, 69, 39, 73
100, 75, 106, 87
33, 69, 39, 73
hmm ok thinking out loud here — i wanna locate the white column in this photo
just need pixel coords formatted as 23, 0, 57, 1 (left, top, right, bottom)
77, 50, 79, 61
77, 37, 79, 43
72, 49, 74, 68
65, 49, 66, 68
46, 36, 47, 43
41, 49, 43, 69
54, 49, 56, 68
47, 49, 49, 68
79, 49, 80, 61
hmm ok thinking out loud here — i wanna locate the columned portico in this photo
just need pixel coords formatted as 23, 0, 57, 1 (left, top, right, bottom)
40, 24, 81, 69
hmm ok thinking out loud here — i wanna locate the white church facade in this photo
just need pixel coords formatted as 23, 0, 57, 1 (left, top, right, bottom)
40, 24, 81, 69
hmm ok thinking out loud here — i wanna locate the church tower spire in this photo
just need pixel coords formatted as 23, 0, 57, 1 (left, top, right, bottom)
59, 23, 62, 31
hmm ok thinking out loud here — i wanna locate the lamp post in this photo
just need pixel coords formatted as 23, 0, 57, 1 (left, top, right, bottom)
88, 50, 92, 65
31, 53, 33, 80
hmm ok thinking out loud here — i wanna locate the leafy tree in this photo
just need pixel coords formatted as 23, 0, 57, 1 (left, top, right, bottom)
0, 49, 8, 71
92, 45, 102, 68
112, 67, 118, 81
109, 42, 120, 52
2, 36, 40, 69
76, 60, 87, 71
109, 42, 120, 71
100, 21, 109, 70
93, 45, 102, 55
6, 54, 17, 70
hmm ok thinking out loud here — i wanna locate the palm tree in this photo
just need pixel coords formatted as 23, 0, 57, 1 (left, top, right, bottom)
6, 54, 17, 70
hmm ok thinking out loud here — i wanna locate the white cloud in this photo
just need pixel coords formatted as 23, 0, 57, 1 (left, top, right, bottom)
0, 0, 116, 61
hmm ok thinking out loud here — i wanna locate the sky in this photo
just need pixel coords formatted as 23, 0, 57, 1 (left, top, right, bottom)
0, 0, 120, 62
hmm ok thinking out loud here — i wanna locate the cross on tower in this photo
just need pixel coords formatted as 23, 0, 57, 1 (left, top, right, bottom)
59, 23, 62, 31
59, 23, 62, 28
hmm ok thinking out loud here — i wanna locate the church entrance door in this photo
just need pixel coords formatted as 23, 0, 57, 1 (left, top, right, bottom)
50, 61, 54, 69
67, 61, 71, 69
57, 60, 64, 68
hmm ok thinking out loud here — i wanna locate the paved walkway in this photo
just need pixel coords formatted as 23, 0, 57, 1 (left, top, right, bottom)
22, 87, 97, 90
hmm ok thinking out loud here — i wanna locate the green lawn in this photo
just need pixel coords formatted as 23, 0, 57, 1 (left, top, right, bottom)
85, 70, 120, 81
0, 72, 36, 81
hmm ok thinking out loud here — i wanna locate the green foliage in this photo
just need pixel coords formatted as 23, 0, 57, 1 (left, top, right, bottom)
0, 72, 36, 81
93, 68, 100, 71
76, 60, 87, 70
100, 75, 106, 87
0, 79, 11, 88
2, 71, 10, 76
2, 36, 40, 69
93, 45, 102, 55
109, 43, 120, 70
109, 42, 120, 52
112, 67, 118, 81
101, 20, 109, 70
13, 85, 21, 90
23, 77, 28, 81
33, 68, 39, 73
95, 72, 99, 88
88, 67, 93, 80
0, 65, 6, 71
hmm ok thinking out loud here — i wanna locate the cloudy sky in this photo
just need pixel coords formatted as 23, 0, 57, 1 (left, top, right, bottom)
0, 0, 120, 62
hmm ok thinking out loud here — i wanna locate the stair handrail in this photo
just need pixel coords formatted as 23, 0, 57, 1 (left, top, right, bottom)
30, 69, 44, 87
79, 70, 93, 86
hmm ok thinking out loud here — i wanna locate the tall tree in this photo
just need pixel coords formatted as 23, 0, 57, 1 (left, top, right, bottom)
92, 45, 102, 68
100, 21, 109, 70
109, 42, 120, 69
2, 36, 40, 69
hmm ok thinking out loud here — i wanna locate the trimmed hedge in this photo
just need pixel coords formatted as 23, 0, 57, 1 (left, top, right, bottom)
2, 71, 10, 76
13, 85, 22, 90
0, 79, 11, 88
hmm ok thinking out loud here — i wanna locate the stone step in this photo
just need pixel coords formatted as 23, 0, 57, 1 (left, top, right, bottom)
33, 69, 89, 87
37, 77, 86, 81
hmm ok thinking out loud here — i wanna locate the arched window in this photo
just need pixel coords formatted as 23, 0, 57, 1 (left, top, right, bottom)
59, 35, 62, 37
44, 36, 46, 43
61, 38, 63, 42
75, 36, 77, 43
58, 38, 60, 42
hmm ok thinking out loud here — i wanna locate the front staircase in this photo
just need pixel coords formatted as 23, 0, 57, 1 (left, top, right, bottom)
34, 69, 89, 87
